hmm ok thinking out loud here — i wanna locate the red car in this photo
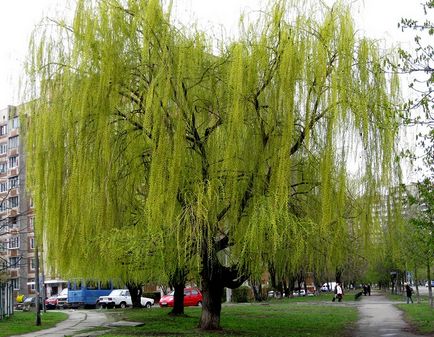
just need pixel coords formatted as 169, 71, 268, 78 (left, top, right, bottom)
44, 295, 58, 309
159, 288, 202, 307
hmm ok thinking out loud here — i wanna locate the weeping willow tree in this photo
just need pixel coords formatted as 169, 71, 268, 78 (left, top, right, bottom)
24, 0, 401, 330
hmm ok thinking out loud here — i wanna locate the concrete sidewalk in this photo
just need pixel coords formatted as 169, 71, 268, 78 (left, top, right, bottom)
9, 310, 111, 337
355, 292, 424, 337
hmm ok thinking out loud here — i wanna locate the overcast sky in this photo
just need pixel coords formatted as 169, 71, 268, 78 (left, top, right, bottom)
0, 0, 423, 109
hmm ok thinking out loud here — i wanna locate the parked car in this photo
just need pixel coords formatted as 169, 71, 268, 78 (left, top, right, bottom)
56, 288, 68, 309
292, 289, 314, 297
45, 295, 58, 309
159, 288, 202, 307
98, 289, 154, 308
267, 290, 285, 298
21, 296, 43, 311
425, 281, 434, 287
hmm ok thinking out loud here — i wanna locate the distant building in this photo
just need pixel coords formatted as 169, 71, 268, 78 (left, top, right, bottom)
0, 105, 65, 300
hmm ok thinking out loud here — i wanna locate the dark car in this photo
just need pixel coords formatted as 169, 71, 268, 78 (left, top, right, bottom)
159, 288, 202, 307
45, 295, 58, 309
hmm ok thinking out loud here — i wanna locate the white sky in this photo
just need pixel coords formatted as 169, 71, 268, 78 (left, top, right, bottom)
0, 0, 423, 108
0, 0, 426, 182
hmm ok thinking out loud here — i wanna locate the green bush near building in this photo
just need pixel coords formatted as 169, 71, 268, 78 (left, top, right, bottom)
231, 286, 253, 303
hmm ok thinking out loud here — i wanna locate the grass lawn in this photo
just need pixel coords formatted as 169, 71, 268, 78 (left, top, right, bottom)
0, 311, 68, 337
384, 291, 434, 334
101, 299, 357, 337
396, 301, 434, 335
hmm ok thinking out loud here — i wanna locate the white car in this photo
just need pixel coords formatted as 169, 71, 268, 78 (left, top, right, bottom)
98, 289, 154, 309
292, 289, 315, 297
56, 288, 69, 308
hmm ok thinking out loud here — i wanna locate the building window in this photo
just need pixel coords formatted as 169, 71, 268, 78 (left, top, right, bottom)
8, 176, 18, 189
0, 202, 7, 212
28, 279, 35, 291
9, 196, 18, 209
11, 278, 20, 290
8, 236, 19, 249
8, 156, 18, 168
8, 217, 17, 228
9, 256, 19, 268
0, 162, 7, 173
8, 136, 18, 149
0, 219, 7, 233
0, 241, 6, 252
0, 181, 7, 192
11, 117, 19, 129
28, 278, 35, 291
30, 258, 36, 270
0, 143, 7, 154
29, 237, 35, 249
0, 125, 7, 136
28, 217, 34, 230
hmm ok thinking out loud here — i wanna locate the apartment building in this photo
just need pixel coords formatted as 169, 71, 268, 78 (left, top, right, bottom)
0, 105, 35, 298
0, 105, 66, 299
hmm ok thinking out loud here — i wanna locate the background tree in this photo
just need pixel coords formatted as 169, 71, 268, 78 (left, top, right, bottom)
408, 179, 434, 307
398, 0, 433, 176
24, 0, 402, 330
398, 0, 434, 307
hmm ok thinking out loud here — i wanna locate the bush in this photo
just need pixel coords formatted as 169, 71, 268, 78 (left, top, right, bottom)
232, 286, 253, 303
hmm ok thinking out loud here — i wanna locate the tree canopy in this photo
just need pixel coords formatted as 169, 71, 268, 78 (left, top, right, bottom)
24, 0, 402, 329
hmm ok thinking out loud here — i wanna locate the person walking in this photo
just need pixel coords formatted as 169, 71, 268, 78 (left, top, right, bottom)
405, 283, 413, 304
336, 282, 343, 302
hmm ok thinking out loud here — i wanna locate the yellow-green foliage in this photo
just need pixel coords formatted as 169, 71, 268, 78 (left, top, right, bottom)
23, 0, 401, 282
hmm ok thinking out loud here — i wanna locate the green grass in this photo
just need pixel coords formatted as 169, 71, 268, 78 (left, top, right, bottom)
396, 302, 434, 334
381, 290, 434, 334
101, 300, 357, 337
0, 311, 68, 337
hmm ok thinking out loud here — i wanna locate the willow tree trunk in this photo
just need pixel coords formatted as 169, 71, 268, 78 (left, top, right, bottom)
198, 249, 247, 330
199, 275, 224, 330
170, 281, 186, 315
126, 283, 143, 308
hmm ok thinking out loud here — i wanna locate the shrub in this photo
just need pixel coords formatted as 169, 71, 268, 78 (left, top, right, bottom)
143, 292, 161, 302
232, 286, 253, 303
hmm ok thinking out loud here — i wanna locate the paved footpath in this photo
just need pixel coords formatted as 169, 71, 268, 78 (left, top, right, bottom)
9, 310, 112, 337
355, 292, 428, 337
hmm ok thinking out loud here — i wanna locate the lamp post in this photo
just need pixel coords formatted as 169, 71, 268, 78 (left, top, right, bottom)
34, 246, 41, 326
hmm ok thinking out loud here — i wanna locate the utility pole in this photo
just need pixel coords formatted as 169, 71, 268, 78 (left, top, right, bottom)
40, 247, 46, 313
34, 246, 41, 326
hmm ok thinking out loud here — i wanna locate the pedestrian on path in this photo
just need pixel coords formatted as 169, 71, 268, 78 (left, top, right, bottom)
405, 283, 414, 304
332, 282, 344, 302
336, 282, 344, 302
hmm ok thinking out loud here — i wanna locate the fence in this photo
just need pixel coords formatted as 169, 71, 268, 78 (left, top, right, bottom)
0, 282, 14, 319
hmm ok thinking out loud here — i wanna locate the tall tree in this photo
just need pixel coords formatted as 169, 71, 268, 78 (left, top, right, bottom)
398, 0, 433, 307
398, 1, 433, 176
24, 0, 401, 330
408, 179, 434, 307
